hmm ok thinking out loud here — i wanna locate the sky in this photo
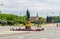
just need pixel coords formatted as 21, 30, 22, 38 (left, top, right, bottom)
0, 0, 60, 18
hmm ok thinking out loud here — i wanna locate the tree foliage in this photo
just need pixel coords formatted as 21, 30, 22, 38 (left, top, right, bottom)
0, 14, 26, 25
39, 17, 46, 23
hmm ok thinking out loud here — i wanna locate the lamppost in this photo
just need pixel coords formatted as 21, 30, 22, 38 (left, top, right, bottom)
0, 2, 3, 14
52, 12, 56, 26
0, 11, 1, 13
46, 13, 49, 23
20, 13, 21, 16
59, 13, 60, 26
57, 13, 60, 27
56, 12, 60, 27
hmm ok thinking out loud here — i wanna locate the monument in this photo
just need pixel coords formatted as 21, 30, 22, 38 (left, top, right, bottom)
25, 9, 31, 30
10, 9, 44, 31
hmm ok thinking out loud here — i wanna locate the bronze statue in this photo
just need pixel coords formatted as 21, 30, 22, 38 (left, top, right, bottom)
25, 9, 31, 29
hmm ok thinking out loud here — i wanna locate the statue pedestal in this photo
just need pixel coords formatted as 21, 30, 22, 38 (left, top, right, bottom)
26, 19, 31, 29
25, 26, 31, 30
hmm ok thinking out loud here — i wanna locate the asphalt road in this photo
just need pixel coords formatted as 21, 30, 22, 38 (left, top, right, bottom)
0, 26, 60, 39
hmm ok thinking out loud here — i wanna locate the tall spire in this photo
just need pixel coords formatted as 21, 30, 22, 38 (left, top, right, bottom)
36, 13, 39, 17
36, 13, 39, 21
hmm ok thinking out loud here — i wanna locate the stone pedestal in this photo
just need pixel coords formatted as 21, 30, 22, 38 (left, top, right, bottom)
25, 19, 31, 30
25, 26, 31, 29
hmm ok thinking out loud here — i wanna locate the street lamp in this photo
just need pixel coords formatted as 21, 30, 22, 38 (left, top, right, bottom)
0, 11, 1, 13
56, 12, 60, 27
0, 2, 3, 14
59, 13, 60, 26
20, 13, 21, 16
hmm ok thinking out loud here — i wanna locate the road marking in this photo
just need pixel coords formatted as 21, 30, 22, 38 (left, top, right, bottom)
42, 38, 47, 39
19, 36, 25, 39
45, 29, 47, 30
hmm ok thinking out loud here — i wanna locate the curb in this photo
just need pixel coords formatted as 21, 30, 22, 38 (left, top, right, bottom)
0, 31, 29, 35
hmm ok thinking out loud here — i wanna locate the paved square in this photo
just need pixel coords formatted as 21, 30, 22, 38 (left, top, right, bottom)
0, 26, 60, 39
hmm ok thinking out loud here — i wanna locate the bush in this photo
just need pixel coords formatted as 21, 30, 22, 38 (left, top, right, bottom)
7, 20, 15, 25
0, 20, 7, 26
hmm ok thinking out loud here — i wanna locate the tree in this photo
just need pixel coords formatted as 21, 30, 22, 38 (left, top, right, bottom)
39, 17, 46, 23
46, 16, 52, 23
0, 14, 26, 25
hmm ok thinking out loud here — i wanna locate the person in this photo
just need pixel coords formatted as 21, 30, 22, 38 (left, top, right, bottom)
36, 20, 41, 29
57, 22, 58, 27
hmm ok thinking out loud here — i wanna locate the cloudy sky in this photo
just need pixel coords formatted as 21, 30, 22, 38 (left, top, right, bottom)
0, 0, 60, 17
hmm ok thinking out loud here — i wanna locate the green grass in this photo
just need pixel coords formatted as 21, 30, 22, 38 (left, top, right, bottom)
14, 24, 25, 26
0, 24, 2, 26
0, 23, 44, 26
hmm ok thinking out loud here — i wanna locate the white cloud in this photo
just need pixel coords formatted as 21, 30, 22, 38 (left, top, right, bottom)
0, 0, 60, 14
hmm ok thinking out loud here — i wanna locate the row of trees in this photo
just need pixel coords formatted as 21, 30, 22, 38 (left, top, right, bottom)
0, 14, 59, 26
46, 16, 60, 23
0, 14, 26, 26
31, 16, 60, 24
0, 14, 47, 26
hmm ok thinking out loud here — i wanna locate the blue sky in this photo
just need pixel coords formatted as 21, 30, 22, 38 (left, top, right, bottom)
0, 0, 60, 17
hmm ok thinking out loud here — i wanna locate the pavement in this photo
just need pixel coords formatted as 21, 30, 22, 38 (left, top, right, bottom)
0, 26, 60, 39
0, 31, 29, 34
0, 23, 60, 39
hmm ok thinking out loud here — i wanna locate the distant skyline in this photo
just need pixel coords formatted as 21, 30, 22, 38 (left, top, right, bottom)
0, 0, 60, 18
